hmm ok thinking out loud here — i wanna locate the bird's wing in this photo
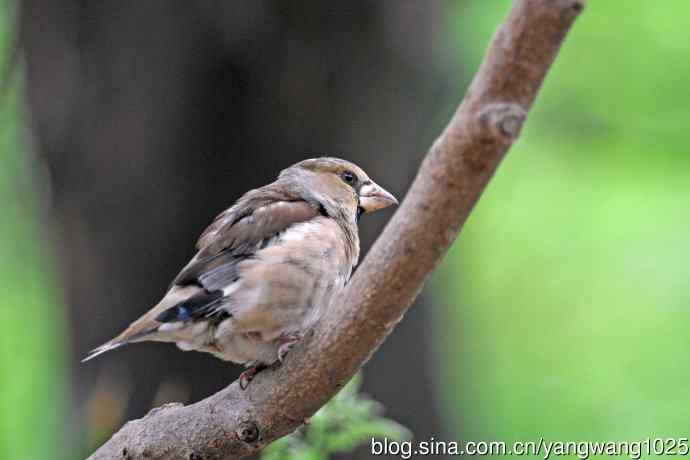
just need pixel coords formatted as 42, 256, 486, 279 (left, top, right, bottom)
172, 197, 320, 291
195, 186, 313, 253
83, 193, 321, 362
159, 197, 320, 325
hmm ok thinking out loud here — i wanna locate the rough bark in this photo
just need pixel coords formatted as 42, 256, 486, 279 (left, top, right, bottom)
89, 0, 584, 458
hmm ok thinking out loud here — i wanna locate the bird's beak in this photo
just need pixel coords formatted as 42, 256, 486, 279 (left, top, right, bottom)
358, 182, 398, 213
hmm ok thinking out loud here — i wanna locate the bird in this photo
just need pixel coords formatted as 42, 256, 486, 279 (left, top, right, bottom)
83, 157, 398, 389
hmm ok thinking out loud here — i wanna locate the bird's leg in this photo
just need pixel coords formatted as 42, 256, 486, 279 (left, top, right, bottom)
239, 363, 267, 390
277, 332, 304, 363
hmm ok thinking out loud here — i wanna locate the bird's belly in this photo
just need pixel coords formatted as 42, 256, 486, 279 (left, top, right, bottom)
228, 231, 349, 333
211, 330, 278, 365
207, 278, 341, 366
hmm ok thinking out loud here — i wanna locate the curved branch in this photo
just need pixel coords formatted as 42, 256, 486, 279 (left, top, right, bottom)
89, 1, 584, 458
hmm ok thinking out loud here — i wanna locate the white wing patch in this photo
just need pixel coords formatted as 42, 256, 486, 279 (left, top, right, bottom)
279, 220, 322, 243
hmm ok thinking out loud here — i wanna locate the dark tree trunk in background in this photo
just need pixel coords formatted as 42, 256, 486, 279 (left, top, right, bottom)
20, 0, 456, 452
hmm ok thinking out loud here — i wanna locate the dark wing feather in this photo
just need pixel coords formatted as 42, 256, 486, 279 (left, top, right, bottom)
173, 192, 319, 291
155, 289, 225, 323
172, 251, 243, 287
195, 185, 309, 252
198, 199, 319, 258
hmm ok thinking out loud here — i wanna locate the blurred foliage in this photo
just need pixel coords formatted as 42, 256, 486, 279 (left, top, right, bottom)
262, 374, 410, 460
436, 0, 690, 453
0, 1, 67, 459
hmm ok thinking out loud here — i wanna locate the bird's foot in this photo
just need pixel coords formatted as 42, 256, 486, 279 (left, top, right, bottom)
239, 363, 267, 390
277, 332, 303, 363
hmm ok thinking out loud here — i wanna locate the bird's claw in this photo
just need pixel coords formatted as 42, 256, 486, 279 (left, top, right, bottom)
277, 333, 303, 363
239, 364, 266, 390
277, 342, 296, 363
239, 369, 256, 390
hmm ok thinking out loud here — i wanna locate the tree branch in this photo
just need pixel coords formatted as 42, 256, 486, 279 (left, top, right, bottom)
89, 1, 584, 458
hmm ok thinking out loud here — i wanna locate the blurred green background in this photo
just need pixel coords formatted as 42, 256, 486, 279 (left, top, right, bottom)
0, 2, 66, 459
2, 0, 690, 458
437, 0, 690, 450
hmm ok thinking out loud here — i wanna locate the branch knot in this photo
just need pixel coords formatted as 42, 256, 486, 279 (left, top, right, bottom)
236, 421, 260, 444
478, 103, 526, 141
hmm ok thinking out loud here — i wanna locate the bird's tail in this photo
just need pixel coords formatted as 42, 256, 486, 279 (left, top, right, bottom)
81, 339, 127, 362
81, 286, 208, 363
81, 328, 155, 363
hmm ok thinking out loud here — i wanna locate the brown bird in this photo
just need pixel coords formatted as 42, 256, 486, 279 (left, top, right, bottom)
83, 157, 397, 388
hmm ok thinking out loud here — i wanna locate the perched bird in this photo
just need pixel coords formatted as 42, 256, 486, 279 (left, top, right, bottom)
83, 157, 397, 388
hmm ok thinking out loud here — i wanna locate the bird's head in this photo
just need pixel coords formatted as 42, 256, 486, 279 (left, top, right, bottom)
280, 157, 398, 221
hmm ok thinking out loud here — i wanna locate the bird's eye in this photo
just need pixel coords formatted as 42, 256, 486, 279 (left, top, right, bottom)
341, 171, 356, 184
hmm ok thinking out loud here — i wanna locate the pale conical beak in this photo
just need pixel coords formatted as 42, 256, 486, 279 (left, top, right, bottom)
358, 181, 398, 213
